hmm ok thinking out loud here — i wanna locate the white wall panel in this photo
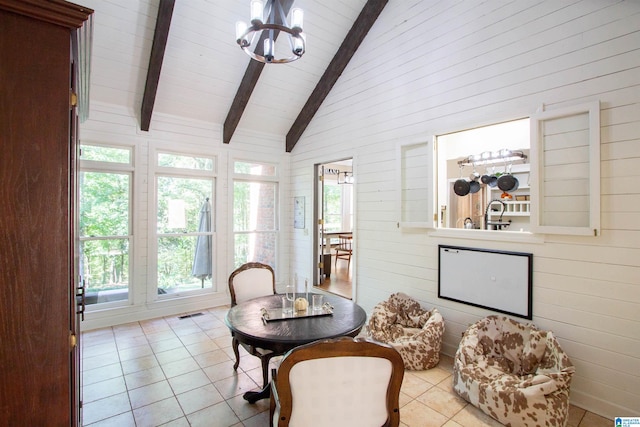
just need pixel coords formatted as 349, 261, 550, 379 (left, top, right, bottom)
289, 0, 640, 418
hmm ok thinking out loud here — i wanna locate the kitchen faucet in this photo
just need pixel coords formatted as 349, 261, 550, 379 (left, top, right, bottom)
484, 199, 510, 230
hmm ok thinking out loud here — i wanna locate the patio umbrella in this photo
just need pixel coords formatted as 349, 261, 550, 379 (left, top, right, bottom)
192, 198, 212, 288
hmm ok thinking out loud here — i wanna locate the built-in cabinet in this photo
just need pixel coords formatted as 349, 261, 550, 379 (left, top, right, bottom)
0, 1, 92, 425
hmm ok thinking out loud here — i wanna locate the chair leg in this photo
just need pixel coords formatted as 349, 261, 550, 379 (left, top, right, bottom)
232, 336, 241, 371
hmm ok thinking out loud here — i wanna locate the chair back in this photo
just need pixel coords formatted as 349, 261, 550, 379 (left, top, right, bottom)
271, 337, 404, 427
228, 262, 275, 306
338, 234, 352, 251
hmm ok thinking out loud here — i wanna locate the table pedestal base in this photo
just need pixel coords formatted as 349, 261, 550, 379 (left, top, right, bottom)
243, 385, 270, 403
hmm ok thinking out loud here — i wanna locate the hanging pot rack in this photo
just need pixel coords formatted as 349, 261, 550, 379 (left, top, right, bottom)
457, 149, 527, 167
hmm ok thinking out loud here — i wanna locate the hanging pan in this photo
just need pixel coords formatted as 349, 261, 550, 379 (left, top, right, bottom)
453, 164, 470, 196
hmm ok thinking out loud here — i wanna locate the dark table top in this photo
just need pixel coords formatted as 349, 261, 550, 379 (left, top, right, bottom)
225, 293, 367, 355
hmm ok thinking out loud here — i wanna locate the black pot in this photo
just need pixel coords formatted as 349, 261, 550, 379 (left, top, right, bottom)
469, 180, 481, 194
480, 174, 492, 184
497, 174, 519, 192
453, 179, 470, 196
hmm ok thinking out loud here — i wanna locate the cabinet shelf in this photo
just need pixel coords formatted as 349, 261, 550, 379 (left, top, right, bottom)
488, 200, 530, 216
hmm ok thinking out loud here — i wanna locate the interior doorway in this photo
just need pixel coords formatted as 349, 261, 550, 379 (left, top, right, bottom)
314, 158, 353, 299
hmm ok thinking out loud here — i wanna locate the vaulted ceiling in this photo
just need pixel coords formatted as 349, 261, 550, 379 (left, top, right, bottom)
84, 0, 388, 151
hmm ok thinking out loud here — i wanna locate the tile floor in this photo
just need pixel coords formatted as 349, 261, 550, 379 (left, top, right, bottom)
82, 306, 611, 427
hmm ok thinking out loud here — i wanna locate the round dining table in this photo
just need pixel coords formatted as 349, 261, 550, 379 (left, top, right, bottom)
225, 293, 367, 402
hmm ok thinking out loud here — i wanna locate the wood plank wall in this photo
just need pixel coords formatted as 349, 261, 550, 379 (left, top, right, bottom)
289, 0, 640, 418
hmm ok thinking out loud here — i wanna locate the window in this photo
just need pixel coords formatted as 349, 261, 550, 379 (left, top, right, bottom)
437, 119, 531, 232
153, 151, 216, 297
232, 160, 279, 270
397, 102, 600, 237
323, 180, 353, 232
78, 143, 133, 305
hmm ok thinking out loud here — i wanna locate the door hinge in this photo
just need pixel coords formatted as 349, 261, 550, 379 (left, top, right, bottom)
319, 175, 324, 182
318, 219, 324, 225
69, 333, 77, 350
70, 91, 78, 107
318, 262, 324, 269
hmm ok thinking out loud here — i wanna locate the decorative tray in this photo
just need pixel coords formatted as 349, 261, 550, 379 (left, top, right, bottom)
261, 303, 333, 323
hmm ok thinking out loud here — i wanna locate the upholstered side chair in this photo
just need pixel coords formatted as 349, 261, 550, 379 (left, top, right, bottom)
270, 336, 405, 427
228, 262, 277, 388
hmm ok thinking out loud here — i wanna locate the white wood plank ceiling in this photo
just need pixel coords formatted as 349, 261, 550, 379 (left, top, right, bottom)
82, 0, 371, 145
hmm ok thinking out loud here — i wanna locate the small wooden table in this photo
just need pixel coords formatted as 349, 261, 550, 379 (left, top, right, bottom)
225, 293, 367, 402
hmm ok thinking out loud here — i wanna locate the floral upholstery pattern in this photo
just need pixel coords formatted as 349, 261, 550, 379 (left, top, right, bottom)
368, 292, 444, 370
453, 315, 575, 427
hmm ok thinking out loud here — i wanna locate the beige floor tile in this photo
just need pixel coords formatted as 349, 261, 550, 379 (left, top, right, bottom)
203, 360, 238, 383
155, 347, 192, 365
568, 404, 587, 426
168, 369, 211, 395
186, 401, 241, 427
176, 383, 224, 415
118, 343, 154, 362
84, 377, 127, 403
401, 399, 450, 427
128, 380, 174, 409
161, 356, 200, 378
149, 337, 183, 354
214, 372, 261, 400
401, 372, 436, 398
451, 405, 504, 427
185, 339, 220, 356
132, 396, 183, 427
83, 363, 123, 386
194, 348, 233, 369
416, 386, 467, 418
579, 412, 612, 427
124, 366, 166, 390
120, 354, 159, 375
226, 393, 271, 421
411, 367, 451, 385
84, 411, 136, 427
179, 331, 211, 346
82, 392, 131, 426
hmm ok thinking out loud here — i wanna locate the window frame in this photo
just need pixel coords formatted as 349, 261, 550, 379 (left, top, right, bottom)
78, 142, 134, 308
231, 158, 281, 271
397, 101, 600, 239
148, 146, 218, 302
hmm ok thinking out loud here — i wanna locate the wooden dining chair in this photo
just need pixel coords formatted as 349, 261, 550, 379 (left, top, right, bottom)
270, 336, 405, 427
334, 234, 353, 269
228, 262, 277, 388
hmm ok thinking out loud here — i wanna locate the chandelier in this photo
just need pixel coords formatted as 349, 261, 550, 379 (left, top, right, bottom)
235, 0, 305, 64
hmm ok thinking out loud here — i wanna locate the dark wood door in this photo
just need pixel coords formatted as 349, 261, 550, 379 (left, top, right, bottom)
0, 3, 92, 425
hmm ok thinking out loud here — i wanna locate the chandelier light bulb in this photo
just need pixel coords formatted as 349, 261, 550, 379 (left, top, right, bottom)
235, 21, 248, 45
264, 38, 274, 62
291, 8, 303, 30
250, 0, 264, 23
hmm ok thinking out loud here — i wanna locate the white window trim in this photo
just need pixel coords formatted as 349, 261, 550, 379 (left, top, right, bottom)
148, 145, 218, 304
230, 156, 281, 275
530, 101, 601, 236
79, 141, 135, 309
396, 138, 435, 229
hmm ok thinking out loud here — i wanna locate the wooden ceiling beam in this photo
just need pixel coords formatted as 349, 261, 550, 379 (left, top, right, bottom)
223, 0, 295, 145
285, 0, 388, 152
140, 0, 175, 132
